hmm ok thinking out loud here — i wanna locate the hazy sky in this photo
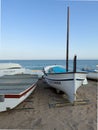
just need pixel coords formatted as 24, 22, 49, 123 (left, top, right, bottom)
1, 0, 98, 60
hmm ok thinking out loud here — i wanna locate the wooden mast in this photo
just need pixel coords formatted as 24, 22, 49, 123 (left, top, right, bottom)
66, 6, 69, 72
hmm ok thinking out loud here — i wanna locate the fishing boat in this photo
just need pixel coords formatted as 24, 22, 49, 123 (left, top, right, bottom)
0, 63, 26, 77
0, 74, 38, 112
43, 7, 88, 103
0, 63, 43, 78
82, 65, 98, 81
87, 71, 98, 80
0, 63, 39, 112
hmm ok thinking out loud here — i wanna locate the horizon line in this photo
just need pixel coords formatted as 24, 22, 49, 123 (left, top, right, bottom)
0, 59, 98, 60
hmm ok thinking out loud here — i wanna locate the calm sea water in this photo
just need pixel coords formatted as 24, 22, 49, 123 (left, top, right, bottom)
0, 60, 98, 71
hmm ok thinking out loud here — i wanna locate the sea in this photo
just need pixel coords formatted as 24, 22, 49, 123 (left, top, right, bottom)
0, 60, 98, 71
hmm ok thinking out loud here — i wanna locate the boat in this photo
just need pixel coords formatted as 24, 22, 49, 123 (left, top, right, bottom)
0, 63, 43, 78
87, 71, 98, 80
43, 7, 88, 103
0, 63, 26, 77
82, 65, 98, 81
0, 63, 38, 112
0, 74, 38, 112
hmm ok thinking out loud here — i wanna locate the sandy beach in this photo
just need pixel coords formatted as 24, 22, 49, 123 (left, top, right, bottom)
0, 79, 97, 130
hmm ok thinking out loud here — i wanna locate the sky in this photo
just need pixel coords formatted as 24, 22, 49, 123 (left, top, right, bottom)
0, 0, 98, 60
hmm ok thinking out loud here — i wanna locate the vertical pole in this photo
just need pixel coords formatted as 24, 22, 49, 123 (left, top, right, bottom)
66, 7, 69, 72
73, 55, 77, 73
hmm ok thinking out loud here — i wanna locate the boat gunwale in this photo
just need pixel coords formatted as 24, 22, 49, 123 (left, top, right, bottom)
4, 83, 37, 98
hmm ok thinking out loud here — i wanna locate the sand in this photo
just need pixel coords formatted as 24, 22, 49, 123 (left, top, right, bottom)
0, 79, 97, 130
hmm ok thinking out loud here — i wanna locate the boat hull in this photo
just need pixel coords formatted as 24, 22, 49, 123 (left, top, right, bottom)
0, 74, 38, 112
87, 72, 98, 80
0, 85, 36, 112
44, 72, 87, 103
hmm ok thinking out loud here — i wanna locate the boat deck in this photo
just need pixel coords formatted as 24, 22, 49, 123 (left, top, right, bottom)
0, 74, 38, 95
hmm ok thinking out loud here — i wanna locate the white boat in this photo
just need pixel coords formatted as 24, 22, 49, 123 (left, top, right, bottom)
0, 74, 38, 112
0, 63, 43, 78
0, 63, 26, 77
43, 7, 88, 103
0, 63, 38, 112
87, 71, 98, 80
82, 65, 98, 80
43, 65, 87, 103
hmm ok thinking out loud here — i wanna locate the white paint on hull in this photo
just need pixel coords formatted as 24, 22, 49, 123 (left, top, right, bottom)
0, 85, 36, 112
44, 72, 87, 103
87, 72, 98, 80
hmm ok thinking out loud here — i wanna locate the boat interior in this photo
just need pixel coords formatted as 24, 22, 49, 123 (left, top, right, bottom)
0, 74, 38, 95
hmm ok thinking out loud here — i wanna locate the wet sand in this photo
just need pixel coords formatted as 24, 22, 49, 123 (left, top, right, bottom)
0, 79, 97, 130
